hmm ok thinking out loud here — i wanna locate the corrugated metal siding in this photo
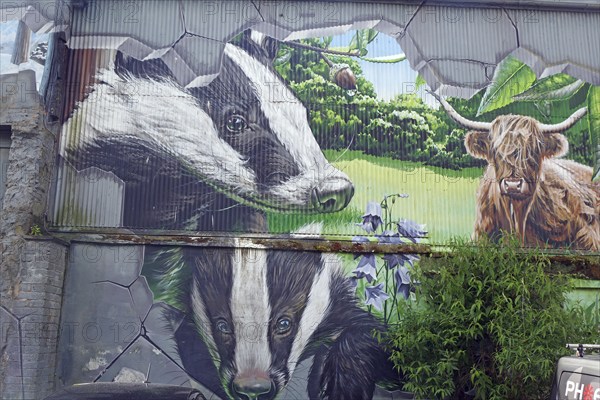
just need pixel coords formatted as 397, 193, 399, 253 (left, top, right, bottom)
52, 162, 124, 228
45, 1, 599, 250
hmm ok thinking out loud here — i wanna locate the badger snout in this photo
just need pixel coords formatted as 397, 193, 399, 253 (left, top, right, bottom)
311, 177, 354, 212
231, 370, 276, 400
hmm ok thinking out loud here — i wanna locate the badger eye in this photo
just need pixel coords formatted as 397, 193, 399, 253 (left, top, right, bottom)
216, 319, 232, 334
275, 317, 292, 335
225, 114, 248, 133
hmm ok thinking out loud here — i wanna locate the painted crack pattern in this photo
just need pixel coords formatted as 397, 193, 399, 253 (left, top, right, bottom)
56, 244, 322, 399
0, 306, 24, 400
3, 2, 598, 94
57, 244, 215, 398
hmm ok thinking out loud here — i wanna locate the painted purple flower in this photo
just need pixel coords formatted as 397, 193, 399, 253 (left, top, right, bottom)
383, 253, 419, 269
397, 219, 427, 243
357, 202, 383, 233
376, 230, 403, 244
353, 236, 370, 243
365, 283, 390, 311
353, 254, 377, 282
395, 266, 412, 299
352, 236, 371, 260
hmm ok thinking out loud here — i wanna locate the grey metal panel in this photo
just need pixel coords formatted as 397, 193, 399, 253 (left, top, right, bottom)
69, 0, 184, 57
399, 4, 518, 96
251, 2, 418, 40
427, 0, 600, 10
58, 1, 600, 92
509, 9, 600, 84
52, 162, 125, 228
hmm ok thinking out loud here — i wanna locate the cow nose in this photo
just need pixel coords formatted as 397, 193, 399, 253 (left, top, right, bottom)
311, 177, 354, 212
232, 375, 275, 400
502, 178, 524, 193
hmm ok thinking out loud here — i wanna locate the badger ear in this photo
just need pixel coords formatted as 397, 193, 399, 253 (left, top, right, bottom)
543, 133, 569, 158
238, 30, 280, 63
464, 131, 490, 160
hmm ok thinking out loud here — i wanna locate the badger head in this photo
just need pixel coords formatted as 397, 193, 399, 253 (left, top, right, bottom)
177, 226, 349, 400
60, 32, 354, 228
188, 38, 354, 214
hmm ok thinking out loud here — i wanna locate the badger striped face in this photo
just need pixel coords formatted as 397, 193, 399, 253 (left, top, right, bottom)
188, 244, 340, 400
189, 43, 354, 213
61, 41, 354, 219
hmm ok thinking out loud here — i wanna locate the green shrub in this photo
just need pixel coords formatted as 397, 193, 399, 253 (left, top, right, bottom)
385, 237, 597, 400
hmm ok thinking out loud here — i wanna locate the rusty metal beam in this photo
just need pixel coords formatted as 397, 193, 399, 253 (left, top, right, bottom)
40, 231, 600, 279
49, 231, 432, 254
45, 230, 599, 256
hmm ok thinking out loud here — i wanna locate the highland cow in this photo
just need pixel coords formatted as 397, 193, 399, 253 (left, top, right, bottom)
433, 93, 600, 250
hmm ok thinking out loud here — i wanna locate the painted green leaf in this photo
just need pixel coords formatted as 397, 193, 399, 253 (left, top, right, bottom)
360, 53, 406, 63
588, 86, 600, 181
348, 31, 362, 51
364, 29, 379, 45
273, 49, 291, 66
349, 29, 378, 57
328, 46, 352, 54
569, 83, 591, 109
513, 74, 584, 102
415, 74, 426, 90
477, 56, 536, 116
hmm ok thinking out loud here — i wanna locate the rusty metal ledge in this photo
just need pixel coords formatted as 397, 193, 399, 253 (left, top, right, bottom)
46, 230, 600, 257
49, 231, 433, 254
44, 232, 600, 278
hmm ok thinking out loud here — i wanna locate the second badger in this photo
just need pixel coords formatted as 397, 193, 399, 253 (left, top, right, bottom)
152, 226, 399, 400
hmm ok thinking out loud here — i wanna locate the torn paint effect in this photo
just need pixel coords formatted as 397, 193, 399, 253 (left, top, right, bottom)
84, 356, 108, 372
112, 367, 146, 383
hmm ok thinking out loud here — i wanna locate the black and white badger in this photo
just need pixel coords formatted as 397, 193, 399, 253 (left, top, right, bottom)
59, 31, 354, 231
151, 224, 399, 400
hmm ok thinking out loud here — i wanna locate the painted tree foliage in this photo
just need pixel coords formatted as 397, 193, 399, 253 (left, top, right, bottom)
275, 38, 597, 171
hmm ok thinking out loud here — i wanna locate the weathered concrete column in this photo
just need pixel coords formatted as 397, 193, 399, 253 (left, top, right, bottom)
0, 66, 67, 399
1, 239, 68, 400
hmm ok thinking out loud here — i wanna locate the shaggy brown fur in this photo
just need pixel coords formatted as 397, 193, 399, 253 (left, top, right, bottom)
465, 115, 600, 251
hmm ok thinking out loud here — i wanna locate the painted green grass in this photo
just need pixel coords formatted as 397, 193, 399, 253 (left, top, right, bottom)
267, 150, 483, 244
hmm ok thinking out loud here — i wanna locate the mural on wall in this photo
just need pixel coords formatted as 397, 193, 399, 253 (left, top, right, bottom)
0, 4, 599, 249
54, 31, 354, 233
57, 235, 413, 399
145, 232, 400, 399
31, 24, 595, 250
2, 3, 600, 399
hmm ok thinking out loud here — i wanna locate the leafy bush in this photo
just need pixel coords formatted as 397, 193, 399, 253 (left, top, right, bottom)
385, 238, 597, 400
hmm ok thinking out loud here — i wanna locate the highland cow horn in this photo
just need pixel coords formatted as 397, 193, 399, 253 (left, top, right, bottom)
428, 90, 492, 132
538, 107, 588, 133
